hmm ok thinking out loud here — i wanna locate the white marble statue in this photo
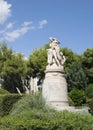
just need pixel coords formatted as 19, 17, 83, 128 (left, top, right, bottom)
43, 37, 69, 108
47, 37, 66, 67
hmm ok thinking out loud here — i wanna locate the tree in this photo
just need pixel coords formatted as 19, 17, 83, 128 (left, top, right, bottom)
27, 46, 81, 85
60, 48, 80, 72
85, 84, 93, 99
0, 43, 26, 93
81, 48, 93, 68
27, 44, 49, 83
66, 61, 88, 91
81, 48, 93, 84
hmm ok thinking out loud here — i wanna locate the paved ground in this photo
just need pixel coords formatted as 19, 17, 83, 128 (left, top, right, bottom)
55, 106, 91, 115
72, 107, 91, 115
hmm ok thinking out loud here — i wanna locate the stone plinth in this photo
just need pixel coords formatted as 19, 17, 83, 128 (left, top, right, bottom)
42, 66, 69, 108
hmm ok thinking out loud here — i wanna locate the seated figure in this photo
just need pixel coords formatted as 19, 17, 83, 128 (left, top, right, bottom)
47, 37, 66, 67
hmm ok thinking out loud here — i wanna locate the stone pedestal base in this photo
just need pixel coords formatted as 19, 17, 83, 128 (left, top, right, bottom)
42, 68, 69, 108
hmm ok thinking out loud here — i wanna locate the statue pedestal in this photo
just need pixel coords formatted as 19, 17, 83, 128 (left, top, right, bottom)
42, 65, 69, 108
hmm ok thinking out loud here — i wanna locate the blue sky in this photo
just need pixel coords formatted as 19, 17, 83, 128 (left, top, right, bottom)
0, 0, 93, 57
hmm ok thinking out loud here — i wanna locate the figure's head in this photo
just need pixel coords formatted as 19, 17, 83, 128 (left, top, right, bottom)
49, 37, 60, 44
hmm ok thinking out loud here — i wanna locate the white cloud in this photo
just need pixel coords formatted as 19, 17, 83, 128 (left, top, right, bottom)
0, 0, 12, 24
6, 22, 14, 29
4, 21, 35, 42
0, 19, 48, 42
0, 22, 14, 35
22, 21, 33, 26
38, 20, 48, 29
0, 29, 5, 34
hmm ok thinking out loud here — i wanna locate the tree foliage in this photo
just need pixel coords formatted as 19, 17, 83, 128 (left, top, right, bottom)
0, 42, 93, 95
0, 43, 26, 93
85, 84, 93, 99
27, 44, 49, 81
67, 61, 88, 91
81, 48, 93, 68
60, 48, 80, 71
81, 48, 93, 84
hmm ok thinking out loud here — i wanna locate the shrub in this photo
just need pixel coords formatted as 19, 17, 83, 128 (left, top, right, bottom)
10, 93, 50, 116
87, 98, 93, 115
68, 96, 75, 106
0, 94, 22, 117
0, 88, 10, 95
69, 88, 86, 106
0, 93, 93, 129
0, 110, 93, 130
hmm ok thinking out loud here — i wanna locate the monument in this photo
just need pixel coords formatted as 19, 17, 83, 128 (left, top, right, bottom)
42, 37, 69, 109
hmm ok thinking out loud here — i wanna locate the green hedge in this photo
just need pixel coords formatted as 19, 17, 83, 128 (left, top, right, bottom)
0, 110, 93, 130
0, 93, 93, 130
0, 94, 22, 117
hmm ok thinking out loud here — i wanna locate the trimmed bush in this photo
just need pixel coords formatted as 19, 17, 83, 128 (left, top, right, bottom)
0, 93, 93, 129
69, 88, 86, 106
0, 110, 93, 130
0, 94, 22, 117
